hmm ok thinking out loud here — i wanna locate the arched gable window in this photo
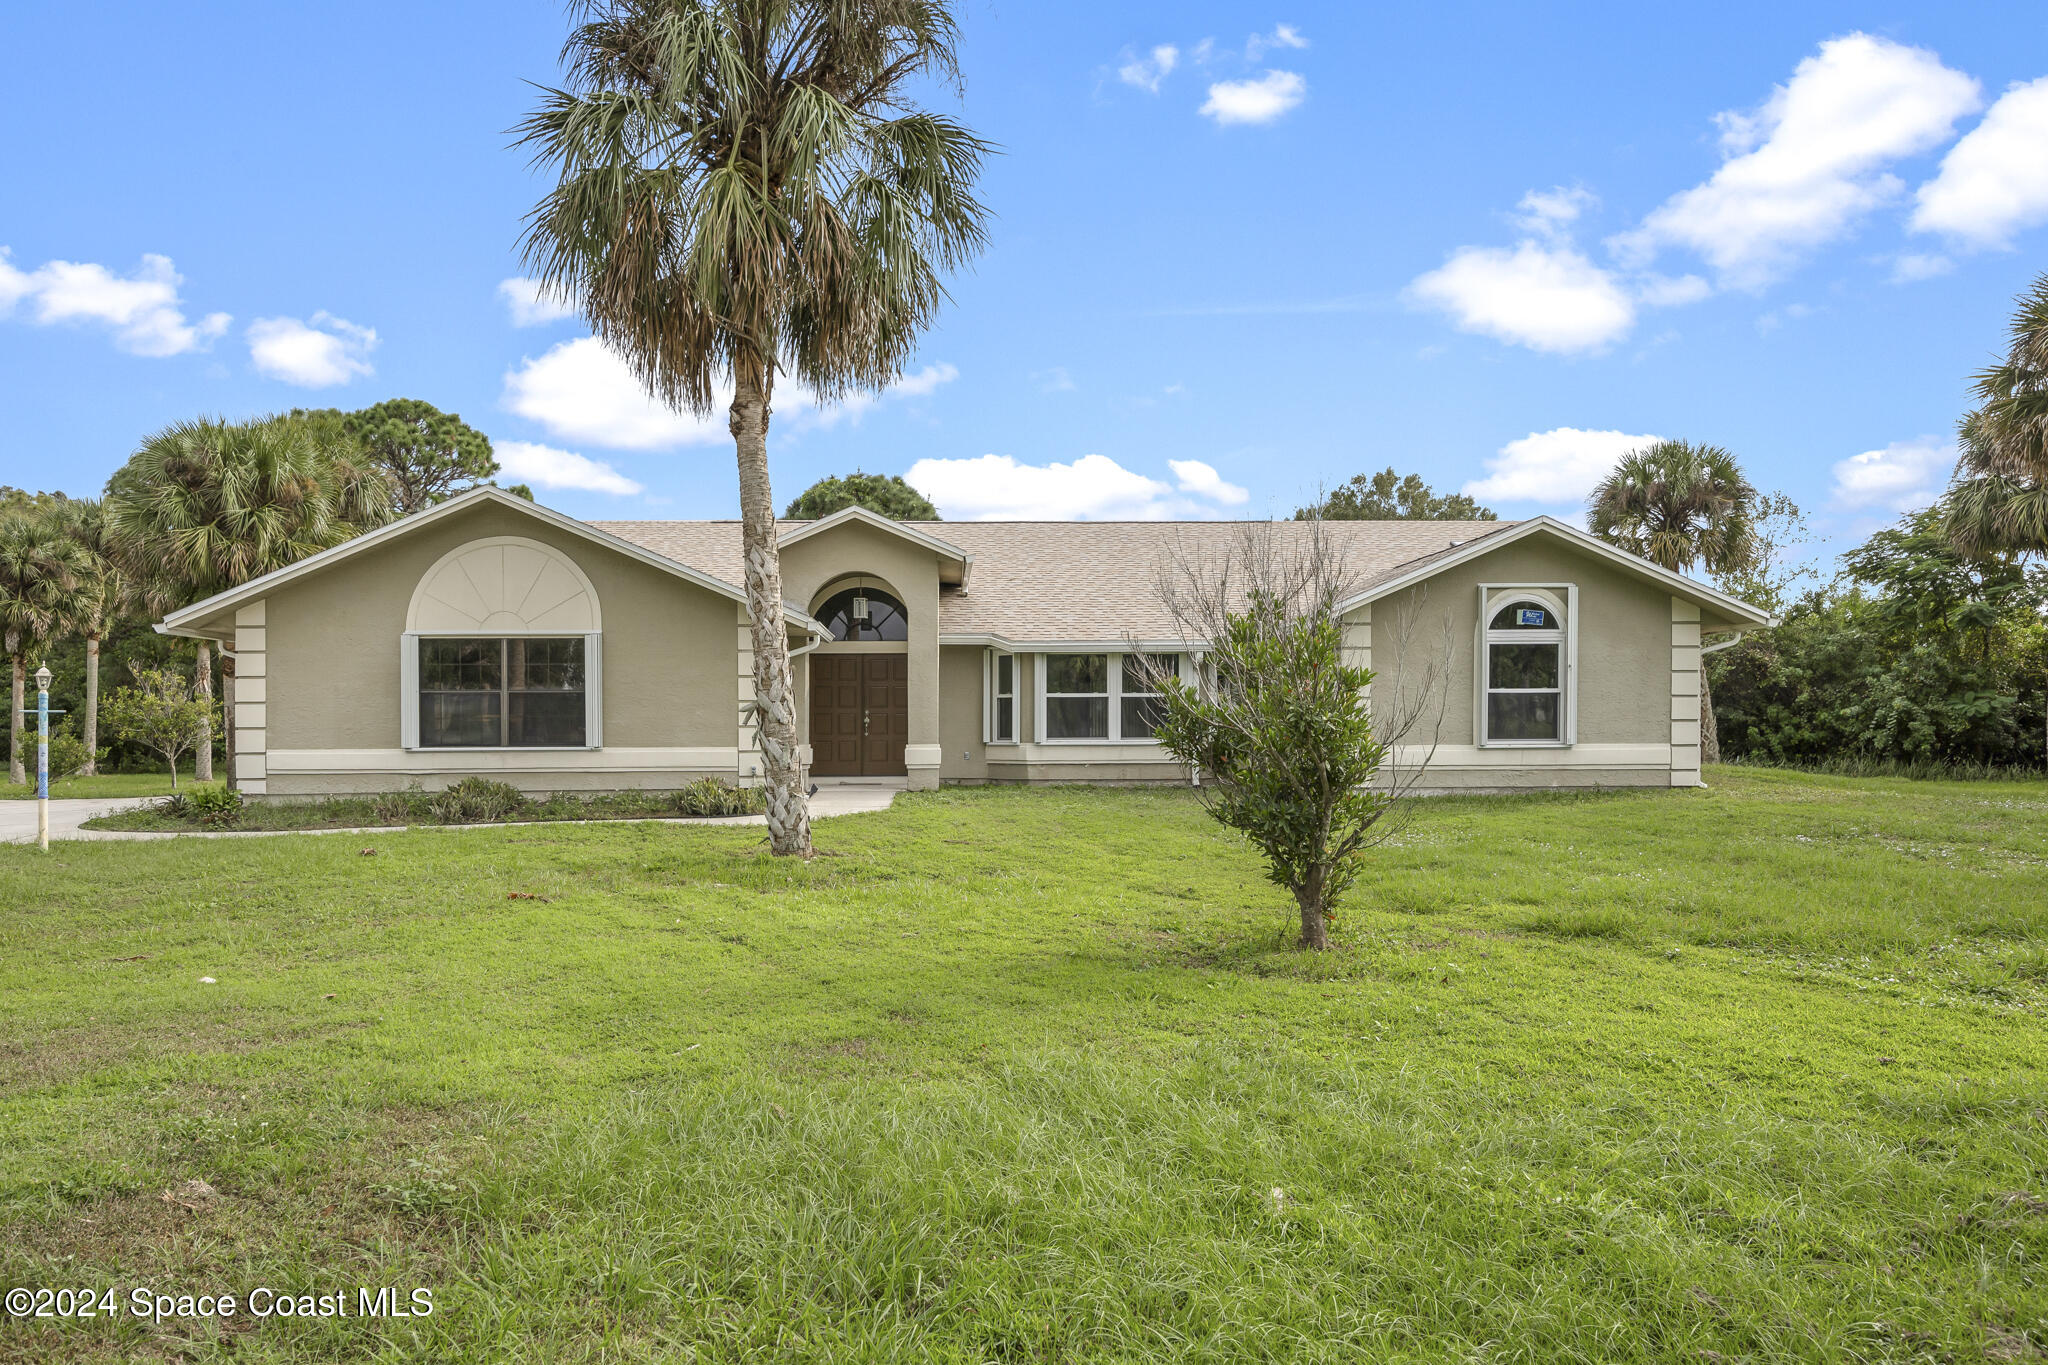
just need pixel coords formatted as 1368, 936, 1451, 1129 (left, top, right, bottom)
1480, 588, 1573, 746
402, 537, 603, 749
815, 585, 908, 641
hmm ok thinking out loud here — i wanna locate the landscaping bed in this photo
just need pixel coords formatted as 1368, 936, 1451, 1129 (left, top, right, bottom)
80, 774, 763, 832
5, 770, 2045, 1362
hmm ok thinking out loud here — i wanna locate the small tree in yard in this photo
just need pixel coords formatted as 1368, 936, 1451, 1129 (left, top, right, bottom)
100, 667, 216, 788
1149, 525, 1450, 951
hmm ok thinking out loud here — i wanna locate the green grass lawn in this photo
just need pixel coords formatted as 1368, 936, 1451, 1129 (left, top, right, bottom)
2, 769, 2044, 1363
0, 772, 220, 802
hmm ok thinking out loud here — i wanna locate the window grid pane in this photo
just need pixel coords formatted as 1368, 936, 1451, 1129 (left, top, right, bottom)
420, 637, 586, 749
1488, 692, 1560, 741
1045, 654, 1108, 695
1047, 696, 1109, 739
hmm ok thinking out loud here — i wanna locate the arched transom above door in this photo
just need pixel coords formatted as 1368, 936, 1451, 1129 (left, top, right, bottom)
407, 536, 601, 633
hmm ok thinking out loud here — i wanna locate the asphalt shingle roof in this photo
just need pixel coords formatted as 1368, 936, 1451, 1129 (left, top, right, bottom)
590, 518, 1520, 643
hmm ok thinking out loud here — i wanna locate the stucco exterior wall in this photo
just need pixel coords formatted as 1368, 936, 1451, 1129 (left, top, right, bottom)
1359, 536, 1677, 791
780, 520, 942, 787
255, 502, 741, 796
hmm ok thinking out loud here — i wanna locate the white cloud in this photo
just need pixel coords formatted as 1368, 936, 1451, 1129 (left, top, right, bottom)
1408, 241, 1636, 353
1169, 458, 1249, 505
503, 337, 725, 449
495, 440, 643, 496
1511, 186, 1596, 240
1245, 25, 1308, 59
1635, 272, 1713, 307
1890, 252, 1955, 283
1463, 427, 1664, 505
502, 337, 955, 449
1613, 33, 1980, 288
1200, 70, 1307, 125
1911, 76, 2048, 249
904, 453, 1244, 520
1118, 45, 1179, 94
247, 312, 377, 387
1831, 437, 1950, 511
0, 249, 229, 357
498, 276, 578, 327
883, 362, 958, 400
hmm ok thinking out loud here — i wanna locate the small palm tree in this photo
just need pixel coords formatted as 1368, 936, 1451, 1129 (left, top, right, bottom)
1947, 273, 2048, 559
0, 511, 91, 785
105, 416, 391, 784
518, 0, 992, 856
1588, 441, 1758, 764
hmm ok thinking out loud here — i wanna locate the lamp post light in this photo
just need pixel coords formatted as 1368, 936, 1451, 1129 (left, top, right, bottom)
33, 663, 52, 852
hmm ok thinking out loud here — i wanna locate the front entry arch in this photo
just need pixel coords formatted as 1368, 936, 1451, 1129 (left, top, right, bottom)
807, 575, 910, 777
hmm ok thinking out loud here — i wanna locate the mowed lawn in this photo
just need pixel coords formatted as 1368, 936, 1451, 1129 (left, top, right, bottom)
2, 771, 2045, 1364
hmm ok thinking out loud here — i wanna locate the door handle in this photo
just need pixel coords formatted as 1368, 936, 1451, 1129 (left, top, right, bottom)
863, 712, 870, 736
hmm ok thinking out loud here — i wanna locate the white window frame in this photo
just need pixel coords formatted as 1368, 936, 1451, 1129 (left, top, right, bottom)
1034, 651, 1180, 745
1475, 585, 1576, 748
401, 630, 603, 751
983, 649, 1019, 745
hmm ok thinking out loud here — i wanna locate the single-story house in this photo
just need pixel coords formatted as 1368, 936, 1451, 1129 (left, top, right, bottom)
156, 486, 1771, 797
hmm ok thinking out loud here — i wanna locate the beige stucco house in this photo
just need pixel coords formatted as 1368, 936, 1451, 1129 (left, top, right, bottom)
156, 486, 1770, 797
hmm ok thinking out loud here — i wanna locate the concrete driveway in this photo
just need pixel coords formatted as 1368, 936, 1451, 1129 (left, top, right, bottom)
0, 780, 904, 845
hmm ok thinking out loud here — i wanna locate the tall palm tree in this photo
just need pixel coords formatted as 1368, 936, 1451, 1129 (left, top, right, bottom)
1588, 441, 1758, 764
0, 511, 91, 785
518, 0, 992, 856
104, 416, 390, 785
1947, 273, 2048, 559
54, 499, 127, 776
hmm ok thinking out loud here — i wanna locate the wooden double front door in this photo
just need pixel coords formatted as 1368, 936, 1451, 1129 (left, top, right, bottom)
809, 652, 908, 776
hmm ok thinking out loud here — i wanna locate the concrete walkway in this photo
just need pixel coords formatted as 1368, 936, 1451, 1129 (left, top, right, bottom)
0, 779, 905, 845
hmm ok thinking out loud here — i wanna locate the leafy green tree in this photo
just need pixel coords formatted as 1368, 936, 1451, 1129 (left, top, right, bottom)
0, 486, 76, 514
1947, 272, 2048, 559
1588, 441, 1758, 763
1711, 491, 1816, 618
519, 0, 993, 856
1296, 468, 1494, 521
100, 666, 218, 789
105, 416, 392, 784
785, 472, 939, 520
0, 511, 92, 784
296, 398, 498, 516
1712, 508, 2047, 769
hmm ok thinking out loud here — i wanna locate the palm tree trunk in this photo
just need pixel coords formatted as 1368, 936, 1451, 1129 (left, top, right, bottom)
729, 358, 812, 857
222, 653, 237, 792
82, 635, 100, 776
1699, 665, 1720, 766
7, 651, 22, 787
194, 641, 213, 783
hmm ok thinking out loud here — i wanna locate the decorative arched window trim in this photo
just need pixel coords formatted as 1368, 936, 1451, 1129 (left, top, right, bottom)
401, 536, 603, 751
1476, 583, 1577, 748
406, 536, 601, 634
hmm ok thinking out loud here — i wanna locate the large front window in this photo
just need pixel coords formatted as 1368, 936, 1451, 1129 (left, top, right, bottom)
1042, 652, 1177, 741
1483, 600, 1564, 743
420, 637, 586, 747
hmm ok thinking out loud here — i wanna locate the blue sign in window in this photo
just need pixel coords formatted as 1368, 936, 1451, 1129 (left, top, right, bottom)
1517, 608, 1548, 627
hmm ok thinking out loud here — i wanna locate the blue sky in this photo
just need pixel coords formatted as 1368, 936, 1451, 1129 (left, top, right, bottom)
4, 2, 2045, 564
